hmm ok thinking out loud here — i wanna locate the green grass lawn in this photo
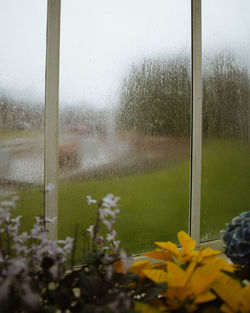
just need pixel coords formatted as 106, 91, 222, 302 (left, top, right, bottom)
15, 139, 250, 261
201, 139, 250, 240
58, 159, 190, 255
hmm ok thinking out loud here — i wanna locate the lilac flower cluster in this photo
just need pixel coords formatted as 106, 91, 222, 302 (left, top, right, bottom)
0, 196, 74, 307
86, 194, 121, 253
0, 191, 141, 313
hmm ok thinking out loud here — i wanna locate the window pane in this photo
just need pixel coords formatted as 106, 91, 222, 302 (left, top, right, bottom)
59, 0, 191, 257
201, 0, 250, 240
0, 1, 46, 227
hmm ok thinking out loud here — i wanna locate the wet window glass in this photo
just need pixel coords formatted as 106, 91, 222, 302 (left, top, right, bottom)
59, 0, 191, 257
201, 0, 250, 240
0, 1, 47, 227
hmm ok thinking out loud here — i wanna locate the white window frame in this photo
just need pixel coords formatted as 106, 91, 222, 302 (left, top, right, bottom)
44, 0, 223, 250
44, 0, 60, 240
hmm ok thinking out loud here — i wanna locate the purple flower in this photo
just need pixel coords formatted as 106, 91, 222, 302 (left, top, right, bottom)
105, 265, 113, 281
119, 249, 133, 273
101, 218, 114, 231
62, 237, 74, 255
49, 263, 61, 280
86, 195, 97, 205
1, 200, 16, 208
4, 257, 27, 277
45, 216, 57, 224
111, 240, 120, 252
106, 230, 117, 242
11, 216, 22, 226
0, 207, 11, 223
103, 208, 120, 220
86, 225, 94, 238
45, 183, 55, 193
21, 283, 40, 308
12, 243, 28, 256
102, 194, 120, 208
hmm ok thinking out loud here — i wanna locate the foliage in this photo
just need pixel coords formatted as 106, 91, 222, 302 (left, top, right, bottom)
221, 211, 250, 266
0, 194, 164, 313
0, 196, 73, 313
118, 53, 249, 139
114, 230, 250, 313
0, 89, 43, 132
134, 231, 238, 312
212, 272, 250, 313
1, 195, 250, 313
118, 55, 190, 136
15, 139, 250, 256
203, 53, 249, 139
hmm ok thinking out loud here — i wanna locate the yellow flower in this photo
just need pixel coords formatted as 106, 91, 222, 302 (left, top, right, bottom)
115, 259, 167, 279
143, 262, 221, 312
142, 249, 174, 262
154, 231, 224, 266
213, 273, 250, 313
202, 254, 237, 273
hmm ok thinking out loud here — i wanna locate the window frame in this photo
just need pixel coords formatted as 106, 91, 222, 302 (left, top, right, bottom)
44, 0, 223, 250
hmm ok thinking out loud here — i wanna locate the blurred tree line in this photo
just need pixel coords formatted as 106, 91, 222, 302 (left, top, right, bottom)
0, 91, 44, 131
117, 53, 249, 139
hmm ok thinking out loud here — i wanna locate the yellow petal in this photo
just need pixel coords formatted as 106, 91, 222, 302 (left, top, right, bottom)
165, 286, 190, 302
142, 249, 174, 261
177, 231, 196, 255
187, 264, 221, 295
240, 284, 250, 311
129, 260, 150, 276
114, 259, 124, 273
164, 297, 180, 311
148, 299, 168, 312
203, 256, 236, 273
155, 241, 179, 257
185, 261, 197, 282
220, 304, 235, 313
200, 248, 222, 258
143, 269, 168, 283
166, 262, 187, 287
134, 301, 162, 313
212, 273, 242, 312
146, 262, 168, 271
194, 291, 216, 304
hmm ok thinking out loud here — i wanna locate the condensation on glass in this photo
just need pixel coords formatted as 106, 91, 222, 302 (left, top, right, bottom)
59, 0, 191, 255
0, 1, 46, 223
201, 0, 250, 240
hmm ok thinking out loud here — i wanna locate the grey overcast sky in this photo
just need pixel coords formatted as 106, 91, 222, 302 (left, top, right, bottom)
0, 0, 249, 108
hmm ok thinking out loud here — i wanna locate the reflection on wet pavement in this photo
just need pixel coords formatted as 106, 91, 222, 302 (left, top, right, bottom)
0, 135, 131, 184
0, 134, 189, 185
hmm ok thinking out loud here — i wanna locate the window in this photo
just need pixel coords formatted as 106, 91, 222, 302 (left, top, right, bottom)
0, 0, 249, 260
59, 0, 191, 255
201, 0, 250, 241
0, 0, 47, 227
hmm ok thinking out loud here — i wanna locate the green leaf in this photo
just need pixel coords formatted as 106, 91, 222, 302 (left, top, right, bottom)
79, 273, 104, 296
141, 282, 166, 302
119, 272, 140, 285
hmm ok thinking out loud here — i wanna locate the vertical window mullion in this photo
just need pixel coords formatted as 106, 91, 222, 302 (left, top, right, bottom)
190, 0, 202, 244
44, 0, 61, 240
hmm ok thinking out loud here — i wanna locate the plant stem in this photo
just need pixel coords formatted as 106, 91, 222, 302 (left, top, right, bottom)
70, 225, 78, 267
92, 200, 102, 251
